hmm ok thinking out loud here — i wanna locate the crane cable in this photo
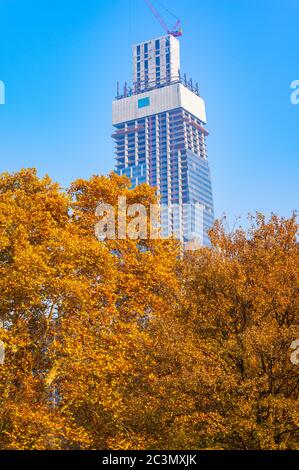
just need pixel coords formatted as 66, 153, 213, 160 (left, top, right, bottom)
156, 0, 180, 21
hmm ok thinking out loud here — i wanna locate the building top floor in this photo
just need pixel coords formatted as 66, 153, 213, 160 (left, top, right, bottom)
133, 35, 180, 93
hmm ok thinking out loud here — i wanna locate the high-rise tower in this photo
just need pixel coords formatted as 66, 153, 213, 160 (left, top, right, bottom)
112, 35, 214, 246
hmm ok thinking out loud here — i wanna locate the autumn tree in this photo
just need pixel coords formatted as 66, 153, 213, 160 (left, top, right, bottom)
0, 168, 93, 448
0, 169, 179, 449
52, 173, 179, 449
132, 214, 299, 450
0, 168, 298, 451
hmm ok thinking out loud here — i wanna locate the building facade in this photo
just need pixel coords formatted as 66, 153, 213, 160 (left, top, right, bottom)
112, 34, 214, 246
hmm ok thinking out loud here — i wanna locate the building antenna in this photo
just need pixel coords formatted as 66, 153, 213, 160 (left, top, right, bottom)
144, 0, 183, 38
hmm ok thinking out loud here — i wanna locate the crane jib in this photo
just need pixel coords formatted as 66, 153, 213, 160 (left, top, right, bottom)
145, 0, 183, 38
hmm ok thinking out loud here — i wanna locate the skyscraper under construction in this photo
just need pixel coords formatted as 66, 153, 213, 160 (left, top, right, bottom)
112, 34, 214, 246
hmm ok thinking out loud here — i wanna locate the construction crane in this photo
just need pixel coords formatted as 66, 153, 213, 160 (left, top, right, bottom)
144, 0, 182, 38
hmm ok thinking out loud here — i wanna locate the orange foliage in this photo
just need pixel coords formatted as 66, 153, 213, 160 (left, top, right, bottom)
0, 169, 298, 450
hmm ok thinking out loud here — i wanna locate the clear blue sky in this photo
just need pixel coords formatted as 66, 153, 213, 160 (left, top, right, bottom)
0, 0, 298, 223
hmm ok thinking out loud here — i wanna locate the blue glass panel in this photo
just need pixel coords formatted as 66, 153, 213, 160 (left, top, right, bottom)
138, 97, 150, 108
